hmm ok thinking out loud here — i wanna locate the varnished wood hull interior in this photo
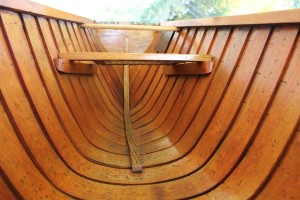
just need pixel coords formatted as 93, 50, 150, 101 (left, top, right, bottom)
0, 1, 299, 199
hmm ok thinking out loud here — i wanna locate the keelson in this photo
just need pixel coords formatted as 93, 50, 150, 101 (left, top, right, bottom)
0, 0, 299, 199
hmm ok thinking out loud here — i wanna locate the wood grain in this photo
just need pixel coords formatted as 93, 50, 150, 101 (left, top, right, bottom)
58, 52, 212, 64
163, 61, 214, 75
54, 59, 97, 74
0, 3, 299, 199
82, 23, 179, 31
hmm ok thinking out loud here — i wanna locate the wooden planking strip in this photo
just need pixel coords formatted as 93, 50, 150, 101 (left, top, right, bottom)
72, 23, 88, 52
129, 66, 158, 106
84, 28, 98, 52
87, 28, 102, 52
255, 124, 300, 199
65, 21, 81, 52
0, 174, 18, 200
81, 23, 179, 32
154, 31, 174, 53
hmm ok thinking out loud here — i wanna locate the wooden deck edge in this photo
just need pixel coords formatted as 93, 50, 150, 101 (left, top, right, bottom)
0, 0, 93, 23
161, 8, 300, 27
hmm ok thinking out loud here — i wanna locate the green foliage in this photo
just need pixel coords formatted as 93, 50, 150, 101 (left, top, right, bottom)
138, 0, 300, 23
140, 0, 228, 23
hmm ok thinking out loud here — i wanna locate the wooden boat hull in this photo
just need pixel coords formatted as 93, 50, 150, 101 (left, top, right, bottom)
0, 1, 299, 199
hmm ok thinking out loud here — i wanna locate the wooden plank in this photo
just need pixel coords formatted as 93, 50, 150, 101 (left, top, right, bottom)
123, 37, 142, 172
81, 23, 179, 32
181, 28, 197, 53
59, 52, 212, 61
256, 126, 300, 199
0, 174, 18, 200
58, 52, 212, 65
173, 28, 188, 53
54, 59, 97, 74
65, 21, 81, 51
54, 59, 214, 75
162, 8, 300, 27
124, 64, 142, 172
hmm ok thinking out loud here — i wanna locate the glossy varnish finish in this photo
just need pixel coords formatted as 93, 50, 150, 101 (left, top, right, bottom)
0, 2, 299, 199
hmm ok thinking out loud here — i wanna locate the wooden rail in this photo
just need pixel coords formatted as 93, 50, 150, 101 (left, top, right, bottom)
0, 0, 92, 23
81, 23, 179, 31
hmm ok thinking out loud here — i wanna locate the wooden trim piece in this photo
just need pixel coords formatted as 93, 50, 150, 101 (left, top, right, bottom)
0, 0, 93, 23
54, 59, 97, 75
81, 23, 179, 31
164, 61, 214, 75
58, 52, 212, 65
123, 37, 142, 172
162, 8, 300, 27
124, 64, 142, 172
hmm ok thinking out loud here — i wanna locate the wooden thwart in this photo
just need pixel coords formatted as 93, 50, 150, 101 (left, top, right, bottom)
58, 52, 212, 64
81, 23, 179, 32
55, 52, 213, 75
